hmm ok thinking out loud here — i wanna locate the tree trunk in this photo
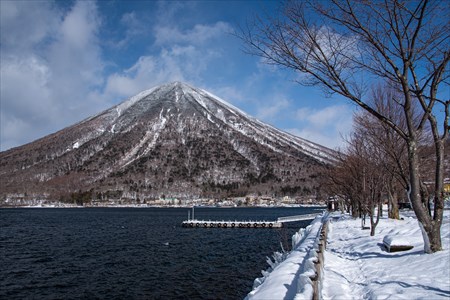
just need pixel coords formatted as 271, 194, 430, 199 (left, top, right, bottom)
351, 198, 359, 218
370, 208, 376, 236
429, 224, 442, 253
370, 195, 382, 236
387, 185, 400, 220
390, 193, 399, 220
387, 190, 391, 217
407, 139, 442, 253
418, 221, 442, 254
430, 138, 445, 252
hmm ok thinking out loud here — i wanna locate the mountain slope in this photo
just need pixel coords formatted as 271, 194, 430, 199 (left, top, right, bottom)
0, 82, 337, 203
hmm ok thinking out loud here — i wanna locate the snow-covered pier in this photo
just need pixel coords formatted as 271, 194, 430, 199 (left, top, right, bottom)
181, 208, 321, 229
276, 213, 321, 223
182, 207, 283, 228
182, 219, 283, 228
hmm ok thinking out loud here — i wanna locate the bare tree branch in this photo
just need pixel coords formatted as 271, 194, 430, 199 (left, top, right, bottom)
237, 0, 449, 253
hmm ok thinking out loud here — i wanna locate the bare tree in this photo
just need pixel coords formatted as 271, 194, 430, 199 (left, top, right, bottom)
324, 156, 361, 217
371, 88, 408, 218
326, 152, 364, 217
326, 127, 385, 236
239, 0, 449, 253
327, 87, 408, 222
351, 126, 385, 236
354, 85, 410, 219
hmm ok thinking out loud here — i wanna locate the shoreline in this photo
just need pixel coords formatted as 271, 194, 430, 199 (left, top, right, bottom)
0, 204, 327, 209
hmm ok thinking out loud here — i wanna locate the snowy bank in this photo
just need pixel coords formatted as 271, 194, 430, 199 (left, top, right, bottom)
245, 213, 329, 299
322, 210, 450, 299
246, 210, 450, 299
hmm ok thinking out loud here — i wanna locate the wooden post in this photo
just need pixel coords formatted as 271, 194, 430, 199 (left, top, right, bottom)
312, 220, 329, 300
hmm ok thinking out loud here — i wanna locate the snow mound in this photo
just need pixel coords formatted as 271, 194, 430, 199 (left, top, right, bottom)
383, 235, 413, 252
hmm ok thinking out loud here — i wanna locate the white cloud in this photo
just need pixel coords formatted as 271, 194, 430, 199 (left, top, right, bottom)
103, 11, 232, 101
211, 86, 247, 105
0, 1, 59, 53
154, 1, 197, 26
1, 56, 52, 116
103, 55, 180, 98
297, 105, 352, 128
113, 12, 149, 49
0, 1, 106, 151
304, 26, 360, 77
48, 1, 103, 86
256, 98, 291, 121
287, 104, 354, 149
154, 22, 232, 46
59, 2, 100, 49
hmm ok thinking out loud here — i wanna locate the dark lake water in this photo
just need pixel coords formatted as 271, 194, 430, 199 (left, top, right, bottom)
0, 207, 322, 299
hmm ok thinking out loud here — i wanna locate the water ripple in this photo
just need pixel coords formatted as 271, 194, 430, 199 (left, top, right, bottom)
0, 207, 317, 299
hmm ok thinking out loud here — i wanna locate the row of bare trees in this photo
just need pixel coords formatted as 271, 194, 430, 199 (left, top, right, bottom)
239, 0, 449, 252
326, 86, 414, 236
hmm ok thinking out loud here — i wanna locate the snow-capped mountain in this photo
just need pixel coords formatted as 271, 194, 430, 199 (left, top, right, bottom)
0, 82, 337, 202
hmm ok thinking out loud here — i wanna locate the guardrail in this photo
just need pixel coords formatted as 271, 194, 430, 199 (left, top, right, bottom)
245, 213, 330, 299
295, 214, 329, 299
312, 220, 329, 299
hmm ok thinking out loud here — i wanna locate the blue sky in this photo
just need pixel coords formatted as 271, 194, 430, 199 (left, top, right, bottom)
0, 0, 355, 151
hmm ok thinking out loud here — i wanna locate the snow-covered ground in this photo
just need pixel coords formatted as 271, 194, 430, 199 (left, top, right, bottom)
322, 210, 450, 300
246, 209, 450, 299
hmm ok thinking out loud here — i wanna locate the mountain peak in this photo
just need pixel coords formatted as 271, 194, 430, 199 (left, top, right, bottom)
158, 81, 196, 93
0, 82, 338, 202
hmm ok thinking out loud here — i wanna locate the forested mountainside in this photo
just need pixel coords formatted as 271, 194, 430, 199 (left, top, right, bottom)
0, 82, 337, 203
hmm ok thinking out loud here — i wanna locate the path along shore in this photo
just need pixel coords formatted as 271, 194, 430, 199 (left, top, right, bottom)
246, 209, 450, 299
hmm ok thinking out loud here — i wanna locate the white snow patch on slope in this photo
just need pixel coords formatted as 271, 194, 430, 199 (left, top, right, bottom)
115, 87, 158, 117
199, 88, 336, 163
118, 109, 168, 168
201, 89, 254, 120
230, 139, 260, 173
138, 82, 336, 163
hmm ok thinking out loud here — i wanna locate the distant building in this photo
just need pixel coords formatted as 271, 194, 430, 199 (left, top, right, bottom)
327, 196, 339, 211
444, 178, 450, 194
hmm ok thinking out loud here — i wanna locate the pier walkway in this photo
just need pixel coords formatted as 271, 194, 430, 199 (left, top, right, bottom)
182, 212, 321, 229
277, 213, 320, 223
182, 220, 282, 228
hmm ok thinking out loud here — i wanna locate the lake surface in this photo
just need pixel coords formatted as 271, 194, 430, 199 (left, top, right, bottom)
0, 207, 322, 299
